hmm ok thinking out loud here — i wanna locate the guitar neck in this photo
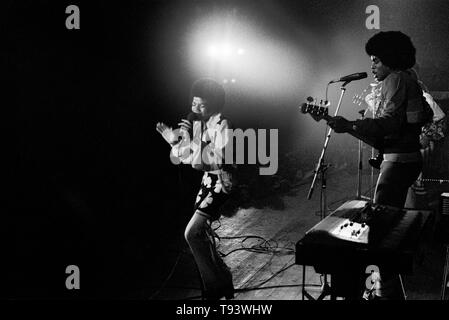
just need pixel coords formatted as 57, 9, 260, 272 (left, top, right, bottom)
419, 178, 449, 184
301, 101, 381, 149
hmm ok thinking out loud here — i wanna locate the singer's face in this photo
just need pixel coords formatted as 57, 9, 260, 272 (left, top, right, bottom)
370, 56, 391, 82
191, 96, 212, 118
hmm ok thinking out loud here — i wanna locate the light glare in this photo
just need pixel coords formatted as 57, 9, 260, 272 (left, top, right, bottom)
207, 45, 218, 57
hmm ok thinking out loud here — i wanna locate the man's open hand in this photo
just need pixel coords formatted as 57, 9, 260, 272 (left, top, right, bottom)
156, 122, 177, 145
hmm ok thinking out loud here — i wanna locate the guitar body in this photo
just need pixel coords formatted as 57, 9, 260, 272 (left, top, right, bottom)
368, 152, 383, 170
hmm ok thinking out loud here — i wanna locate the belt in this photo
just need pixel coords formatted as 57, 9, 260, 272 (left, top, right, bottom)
383, 152, 421, 163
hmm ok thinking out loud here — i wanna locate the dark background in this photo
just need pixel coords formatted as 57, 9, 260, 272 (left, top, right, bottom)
3, 0, 449, 298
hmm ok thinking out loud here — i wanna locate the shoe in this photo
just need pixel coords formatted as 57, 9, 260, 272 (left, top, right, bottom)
222, 285, 234, 300
204, 284, 234, 300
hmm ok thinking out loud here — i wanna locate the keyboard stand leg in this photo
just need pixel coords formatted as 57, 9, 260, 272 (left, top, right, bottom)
302, 265, 306, 300
441, 245, 449, 300
301, 265, 320, 300
398, 274, 407, 300
316, 277, 332, 300
302, 267, 332, 300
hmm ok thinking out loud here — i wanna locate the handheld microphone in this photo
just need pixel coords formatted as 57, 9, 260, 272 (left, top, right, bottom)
329, 72, 368, 84
186, 112, 201, 122
183, 112, 201, 139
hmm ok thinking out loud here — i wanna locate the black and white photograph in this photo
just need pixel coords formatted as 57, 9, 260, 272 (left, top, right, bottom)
4, 0, 449, 306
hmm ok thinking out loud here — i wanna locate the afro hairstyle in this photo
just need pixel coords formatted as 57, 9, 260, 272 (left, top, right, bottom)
190, 78, 226, 113
365, 31, 416, 70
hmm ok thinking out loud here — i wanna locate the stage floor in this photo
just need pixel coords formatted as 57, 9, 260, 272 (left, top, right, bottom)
149, 168, 447, 300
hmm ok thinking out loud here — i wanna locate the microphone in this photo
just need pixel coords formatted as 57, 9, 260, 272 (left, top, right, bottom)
186, 112, 201, 122
182, 112, 201, 139
329, 72, 368, 84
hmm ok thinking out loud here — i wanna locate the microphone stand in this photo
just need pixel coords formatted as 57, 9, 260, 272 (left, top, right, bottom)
370, 107, 376, 201
307, 81, 349, 204
305, 81, 350, 300
356, 109, 371, 201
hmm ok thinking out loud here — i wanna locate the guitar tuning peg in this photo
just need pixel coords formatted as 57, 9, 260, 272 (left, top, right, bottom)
306, 96, 314, 102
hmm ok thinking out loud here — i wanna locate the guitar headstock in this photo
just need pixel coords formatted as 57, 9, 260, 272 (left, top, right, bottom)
352, 92, 366, 107
352, 82, 381, 110
300, 97, 329, 122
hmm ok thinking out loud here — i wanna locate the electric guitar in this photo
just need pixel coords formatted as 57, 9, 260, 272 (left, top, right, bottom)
300, 98, 383, 150
352, 85, 384, 169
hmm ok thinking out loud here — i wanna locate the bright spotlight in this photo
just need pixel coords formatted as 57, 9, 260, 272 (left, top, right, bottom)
206, 43, 237, 60
220, 44, 232, 57
207, 45, 218, 57
231, 78, 236, 83
237, 48, 245, 55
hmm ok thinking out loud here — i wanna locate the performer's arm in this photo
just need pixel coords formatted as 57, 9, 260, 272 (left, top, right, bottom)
156, 121, 194, 164
351, 73, 405, 138
156, 122, 178, 146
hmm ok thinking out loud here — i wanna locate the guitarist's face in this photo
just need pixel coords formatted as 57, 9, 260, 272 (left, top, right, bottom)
370, 55, 391, 82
